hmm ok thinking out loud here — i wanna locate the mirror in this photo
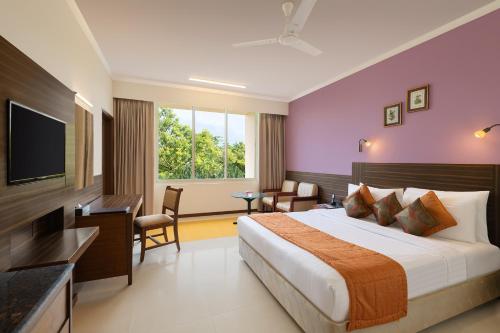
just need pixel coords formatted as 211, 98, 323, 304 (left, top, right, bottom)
75, 104, 93, 190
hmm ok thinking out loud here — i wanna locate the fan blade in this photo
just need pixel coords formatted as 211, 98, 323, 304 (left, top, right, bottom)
232, 38, 278, 48
286, 0, 317, 33
288, 38, 322, 56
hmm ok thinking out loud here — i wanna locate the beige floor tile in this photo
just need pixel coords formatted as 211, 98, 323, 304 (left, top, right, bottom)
147, 316, 216, 333
73, 236, 500, 333
421, 300, 500, 333
212, 300, 302, 333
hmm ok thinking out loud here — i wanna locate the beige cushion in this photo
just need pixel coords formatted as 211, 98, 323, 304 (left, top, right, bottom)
292, 200, 317, 212
262, 196, 274, 206
277, 195, 295, 203
163, 189, 178, 209
135, 214, 173, 228
297, 183, 318, 197
282, 180, 298, 193
276, 201, 291, 212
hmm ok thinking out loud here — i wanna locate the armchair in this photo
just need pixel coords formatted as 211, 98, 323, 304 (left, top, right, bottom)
275, 182, 319, 212
262, 180, 298, 212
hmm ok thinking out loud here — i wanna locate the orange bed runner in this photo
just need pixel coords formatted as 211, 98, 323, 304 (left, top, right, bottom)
250, 213, 407, 331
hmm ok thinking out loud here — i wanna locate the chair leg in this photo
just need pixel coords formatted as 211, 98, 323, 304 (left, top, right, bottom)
140, 229, 146, 263
173, 223, 180, 251
162, 226, 168, 242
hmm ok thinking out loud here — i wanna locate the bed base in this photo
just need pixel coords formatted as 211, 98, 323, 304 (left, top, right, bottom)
239, 237, 500, 333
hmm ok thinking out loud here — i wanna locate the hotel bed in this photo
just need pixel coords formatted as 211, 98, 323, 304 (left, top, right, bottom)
238, 163, 500, 332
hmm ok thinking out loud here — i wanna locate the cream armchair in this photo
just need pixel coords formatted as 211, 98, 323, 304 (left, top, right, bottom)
275, 182, 319, 212
262, 180, 298, 212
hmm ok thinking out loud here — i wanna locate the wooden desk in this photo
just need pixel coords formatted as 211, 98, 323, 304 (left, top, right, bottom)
9, 227, 99, 272
75, 195, 143, 285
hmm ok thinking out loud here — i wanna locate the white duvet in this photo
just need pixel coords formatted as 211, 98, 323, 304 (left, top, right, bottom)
237, 209, 500, 322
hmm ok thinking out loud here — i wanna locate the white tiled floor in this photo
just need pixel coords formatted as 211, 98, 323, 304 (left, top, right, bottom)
73, 237, 499, 333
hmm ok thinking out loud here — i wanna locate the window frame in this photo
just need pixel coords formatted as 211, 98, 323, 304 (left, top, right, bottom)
156, 105, 257, 182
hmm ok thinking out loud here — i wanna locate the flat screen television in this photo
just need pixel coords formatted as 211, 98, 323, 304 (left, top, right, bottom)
7, 100, 66, 185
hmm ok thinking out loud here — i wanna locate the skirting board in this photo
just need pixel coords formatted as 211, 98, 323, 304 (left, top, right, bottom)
179, 209, 257, 218
239, 237, 500, 333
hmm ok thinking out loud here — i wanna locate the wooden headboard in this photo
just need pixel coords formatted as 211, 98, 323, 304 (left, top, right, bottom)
352, 163, 500, 247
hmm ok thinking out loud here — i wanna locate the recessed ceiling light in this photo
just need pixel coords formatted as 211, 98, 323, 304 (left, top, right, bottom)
189, 77, 246, 89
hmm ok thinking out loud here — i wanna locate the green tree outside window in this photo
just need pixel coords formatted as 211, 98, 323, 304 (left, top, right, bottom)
158, 108, 246, 180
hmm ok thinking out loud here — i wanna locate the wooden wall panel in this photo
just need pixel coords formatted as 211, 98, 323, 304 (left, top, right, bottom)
0, 36, 103, 271
286, 170, 351, 203
353, 163, 500, 247
0, 234, 9, 272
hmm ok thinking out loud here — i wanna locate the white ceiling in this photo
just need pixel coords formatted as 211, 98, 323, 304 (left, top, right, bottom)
75, 0, 495, 101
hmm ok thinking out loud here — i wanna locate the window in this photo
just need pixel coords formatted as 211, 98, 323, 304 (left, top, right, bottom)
227, 113, 246, 178
195, 110, 225, 179
158, 108, 192, 179
158, 107, 256, 180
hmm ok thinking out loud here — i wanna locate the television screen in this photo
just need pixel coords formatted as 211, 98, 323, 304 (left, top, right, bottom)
8, 100, 66, 185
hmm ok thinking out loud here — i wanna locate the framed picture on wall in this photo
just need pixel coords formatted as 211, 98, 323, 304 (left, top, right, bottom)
407, 85, 429, 112
384, 102, 403, 127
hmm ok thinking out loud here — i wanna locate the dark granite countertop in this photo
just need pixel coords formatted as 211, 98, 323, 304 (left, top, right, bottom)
0, 264, 73, 333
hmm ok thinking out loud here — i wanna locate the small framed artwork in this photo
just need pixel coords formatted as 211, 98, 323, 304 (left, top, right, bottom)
407, 85, 429, 112
384, 102, 403, 127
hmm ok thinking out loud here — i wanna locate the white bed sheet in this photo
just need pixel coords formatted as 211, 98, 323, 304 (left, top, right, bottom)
237, 209, 500, 322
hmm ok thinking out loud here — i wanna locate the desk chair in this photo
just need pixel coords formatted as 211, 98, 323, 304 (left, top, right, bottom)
134, 186, 183, 262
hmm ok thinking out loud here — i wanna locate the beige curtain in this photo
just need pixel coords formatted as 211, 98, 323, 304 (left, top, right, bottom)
259, 113, 286, 192
75, 104, 94, 189
114, 98, 155, 215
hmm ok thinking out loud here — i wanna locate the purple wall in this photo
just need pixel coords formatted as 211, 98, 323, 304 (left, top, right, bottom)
286, 10, 500, 175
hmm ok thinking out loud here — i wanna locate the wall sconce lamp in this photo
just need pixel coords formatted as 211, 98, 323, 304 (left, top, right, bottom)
474, 124, 499, 138
359, 139, 371, 152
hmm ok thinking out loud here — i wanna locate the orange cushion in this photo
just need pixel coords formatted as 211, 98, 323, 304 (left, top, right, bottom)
343, 190, 373, 218
420, 191, 458, 236
359, 185, 376, 206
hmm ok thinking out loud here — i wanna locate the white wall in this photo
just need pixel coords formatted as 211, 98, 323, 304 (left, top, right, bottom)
154, 180, 259, 216
0, 0, 113, 175
113, 79, 288, 215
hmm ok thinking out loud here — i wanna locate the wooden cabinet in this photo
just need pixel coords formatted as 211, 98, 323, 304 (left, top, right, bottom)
75, 195, 143, 285
31, 281, 71, 333
0, 265, 73, 333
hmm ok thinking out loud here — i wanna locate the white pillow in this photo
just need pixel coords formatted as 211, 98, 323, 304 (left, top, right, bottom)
475, 192, 490, 243
348, 183, 404, 205
403, 188, 490, 243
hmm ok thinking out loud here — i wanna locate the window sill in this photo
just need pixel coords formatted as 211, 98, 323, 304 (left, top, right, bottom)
156, 178, 257, 185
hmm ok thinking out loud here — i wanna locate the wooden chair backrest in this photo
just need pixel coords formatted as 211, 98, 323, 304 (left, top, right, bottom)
162, 186, 183, 217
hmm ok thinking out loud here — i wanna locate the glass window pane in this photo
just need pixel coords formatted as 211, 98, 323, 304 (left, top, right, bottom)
194, 110, 225, 179
227, 114, 246, 178
158, 107, 192, 179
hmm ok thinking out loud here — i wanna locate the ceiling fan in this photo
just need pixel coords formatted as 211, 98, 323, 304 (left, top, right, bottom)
232, 0, 322, 56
